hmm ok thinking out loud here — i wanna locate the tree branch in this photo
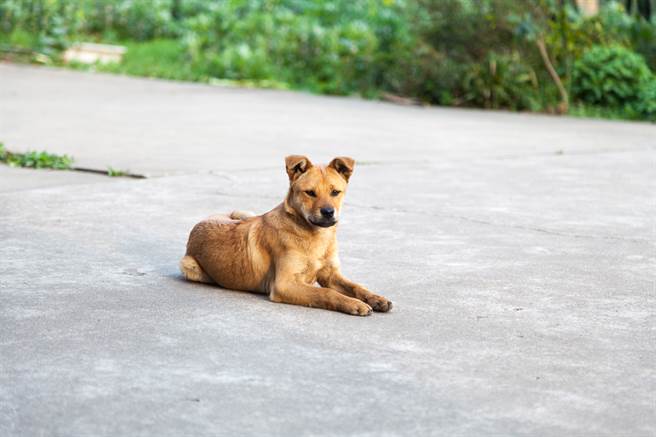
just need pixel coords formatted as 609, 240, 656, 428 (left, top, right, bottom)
536, 36, 569, 114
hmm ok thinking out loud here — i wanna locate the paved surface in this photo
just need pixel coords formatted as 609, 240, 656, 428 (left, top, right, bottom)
0, 165, 110, 193
2, 63, 655, 176
1, 64, 655, 436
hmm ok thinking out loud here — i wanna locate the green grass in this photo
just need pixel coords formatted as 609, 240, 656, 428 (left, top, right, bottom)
0, 29, 44, 63
0, 29, 39, 49
64, 39, 207, 82
567, 103, 644, 122
65, 38, 292, 90
0, 143, 74, 170
94, 39, 205, 81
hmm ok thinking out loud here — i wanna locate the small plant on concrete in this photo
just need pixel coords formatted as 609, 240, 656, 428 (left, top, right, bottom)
107, 167, 128, 177
0, 142, 74, 170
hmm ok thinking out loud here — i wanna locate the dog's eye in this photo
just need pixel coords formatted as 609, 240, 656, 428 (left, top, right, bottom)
330, 190, 341, 197
305, 190, 317, 197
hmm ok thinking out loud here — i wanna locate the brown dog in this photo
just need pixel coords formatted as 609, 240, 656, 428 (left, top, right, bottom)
180, 155, 392, 316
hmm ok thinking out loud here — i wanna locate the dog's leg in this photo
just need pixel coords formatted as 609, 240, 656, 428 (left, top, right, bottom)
180, 255, 214, 284
270, 281, 372, 316
319, 271, 392, 312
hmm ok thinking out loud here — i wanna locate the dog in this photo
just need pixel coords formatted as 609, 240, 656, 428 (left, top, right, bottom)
180, 155, 392, 316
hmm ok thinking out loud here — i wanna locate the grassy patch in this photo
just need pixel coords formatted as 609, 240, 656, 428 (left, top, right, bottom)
93, 39, 205, 82
0, 29, 39, 50
567, 104, 644, 122
0, 29, 46, 63
0, 143, 73, 170
66, 39, 291, 90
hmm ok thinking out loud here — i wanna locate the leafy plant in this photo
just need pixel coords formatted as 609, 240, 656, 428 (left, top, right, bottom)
590, 2, 656, 70
0, 143, 74, 169
572, 45, 652, 107
635, 77, 656, 121
462, 52, 539, 110
184, 0, 402, 96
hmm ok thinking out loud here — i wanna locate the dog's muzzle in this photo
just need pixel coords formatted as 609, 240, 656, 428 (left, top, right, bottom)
309, 217, 338, 228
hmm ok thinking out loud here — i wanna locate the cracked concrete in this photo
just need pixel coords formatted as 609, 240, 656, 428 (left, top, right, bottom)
0, 165, 112, 193
1, 64, 655, 437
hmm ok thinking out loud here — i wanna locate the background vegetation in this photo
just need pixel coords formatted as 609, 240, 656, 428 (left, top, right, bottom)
1, 0, 654, 121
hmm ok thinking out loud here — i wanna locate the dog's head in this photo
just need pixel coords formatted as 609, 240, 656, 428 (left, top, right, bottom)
284, 155, 354, 228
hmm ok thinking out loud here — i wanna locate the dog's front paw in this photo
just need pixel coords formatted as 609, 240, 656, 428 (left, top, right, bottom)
365, 294, 393, 312
345, 300, 373, 316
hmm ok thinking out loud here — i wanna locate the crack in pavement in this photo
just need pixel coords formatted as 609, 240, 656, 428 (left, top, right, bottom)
35, 139, 646, 182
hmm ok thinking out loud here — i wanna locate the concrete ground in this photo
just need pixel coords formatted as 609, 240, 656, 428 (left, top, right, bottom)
0, 63, 654, 436
0, 165, 110, 193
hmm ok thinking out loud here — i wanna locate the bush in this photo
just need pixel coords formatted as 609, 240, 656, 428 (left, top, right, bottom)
185, 0, 409, 96
413, 0, 521, 63
462, 52, 539, 110
391, 43, 468, 104
572, 45, 652, 107
594, 2, 656, 71
635, 78, 656, 121
0, 0, 181, 43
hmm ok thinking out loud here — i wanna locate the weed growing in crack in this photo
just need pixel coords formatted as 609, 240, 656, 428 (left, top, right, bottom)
0, 142, 74, 170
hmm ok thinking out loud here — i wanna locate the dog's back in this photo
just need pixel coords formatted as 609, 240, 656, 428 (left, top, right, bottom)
183, 215, 272, 292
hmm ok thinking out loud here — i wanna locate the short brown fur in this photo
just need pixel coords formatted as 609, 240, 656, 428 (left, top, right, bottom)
181, 155, 392, 316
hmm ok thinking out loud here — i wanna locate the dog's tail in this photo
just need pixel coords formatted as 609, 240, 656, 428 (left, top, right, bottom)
229, 210, 256, 220
179, 255, 214, 284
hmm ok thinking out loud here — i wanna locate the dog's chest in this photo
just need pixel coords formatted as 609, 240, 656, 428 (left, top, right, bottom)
299, 257, 326, 284
300, 242, 333, 282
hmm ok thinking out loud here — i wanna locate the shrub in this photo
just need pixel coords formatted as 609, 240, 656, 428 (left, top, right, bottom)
392, 43, 468, 104
594, 2, 656, 70
413, 0, 521, 64
572, 45, 652, 107
185, 0, 407, 96
462, 52, 539, 110
635, 78, 656, 122
0, 0, 181, 43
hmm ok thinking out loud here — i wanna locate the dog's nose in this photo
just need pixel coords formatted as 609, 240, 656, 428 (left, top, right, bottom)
320, 207, 335, 218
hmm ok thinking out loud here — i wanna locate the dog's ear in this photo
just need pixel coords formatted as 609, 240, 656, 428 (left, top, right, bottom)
285, 155, 313, 181
328, 156, 355, 182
